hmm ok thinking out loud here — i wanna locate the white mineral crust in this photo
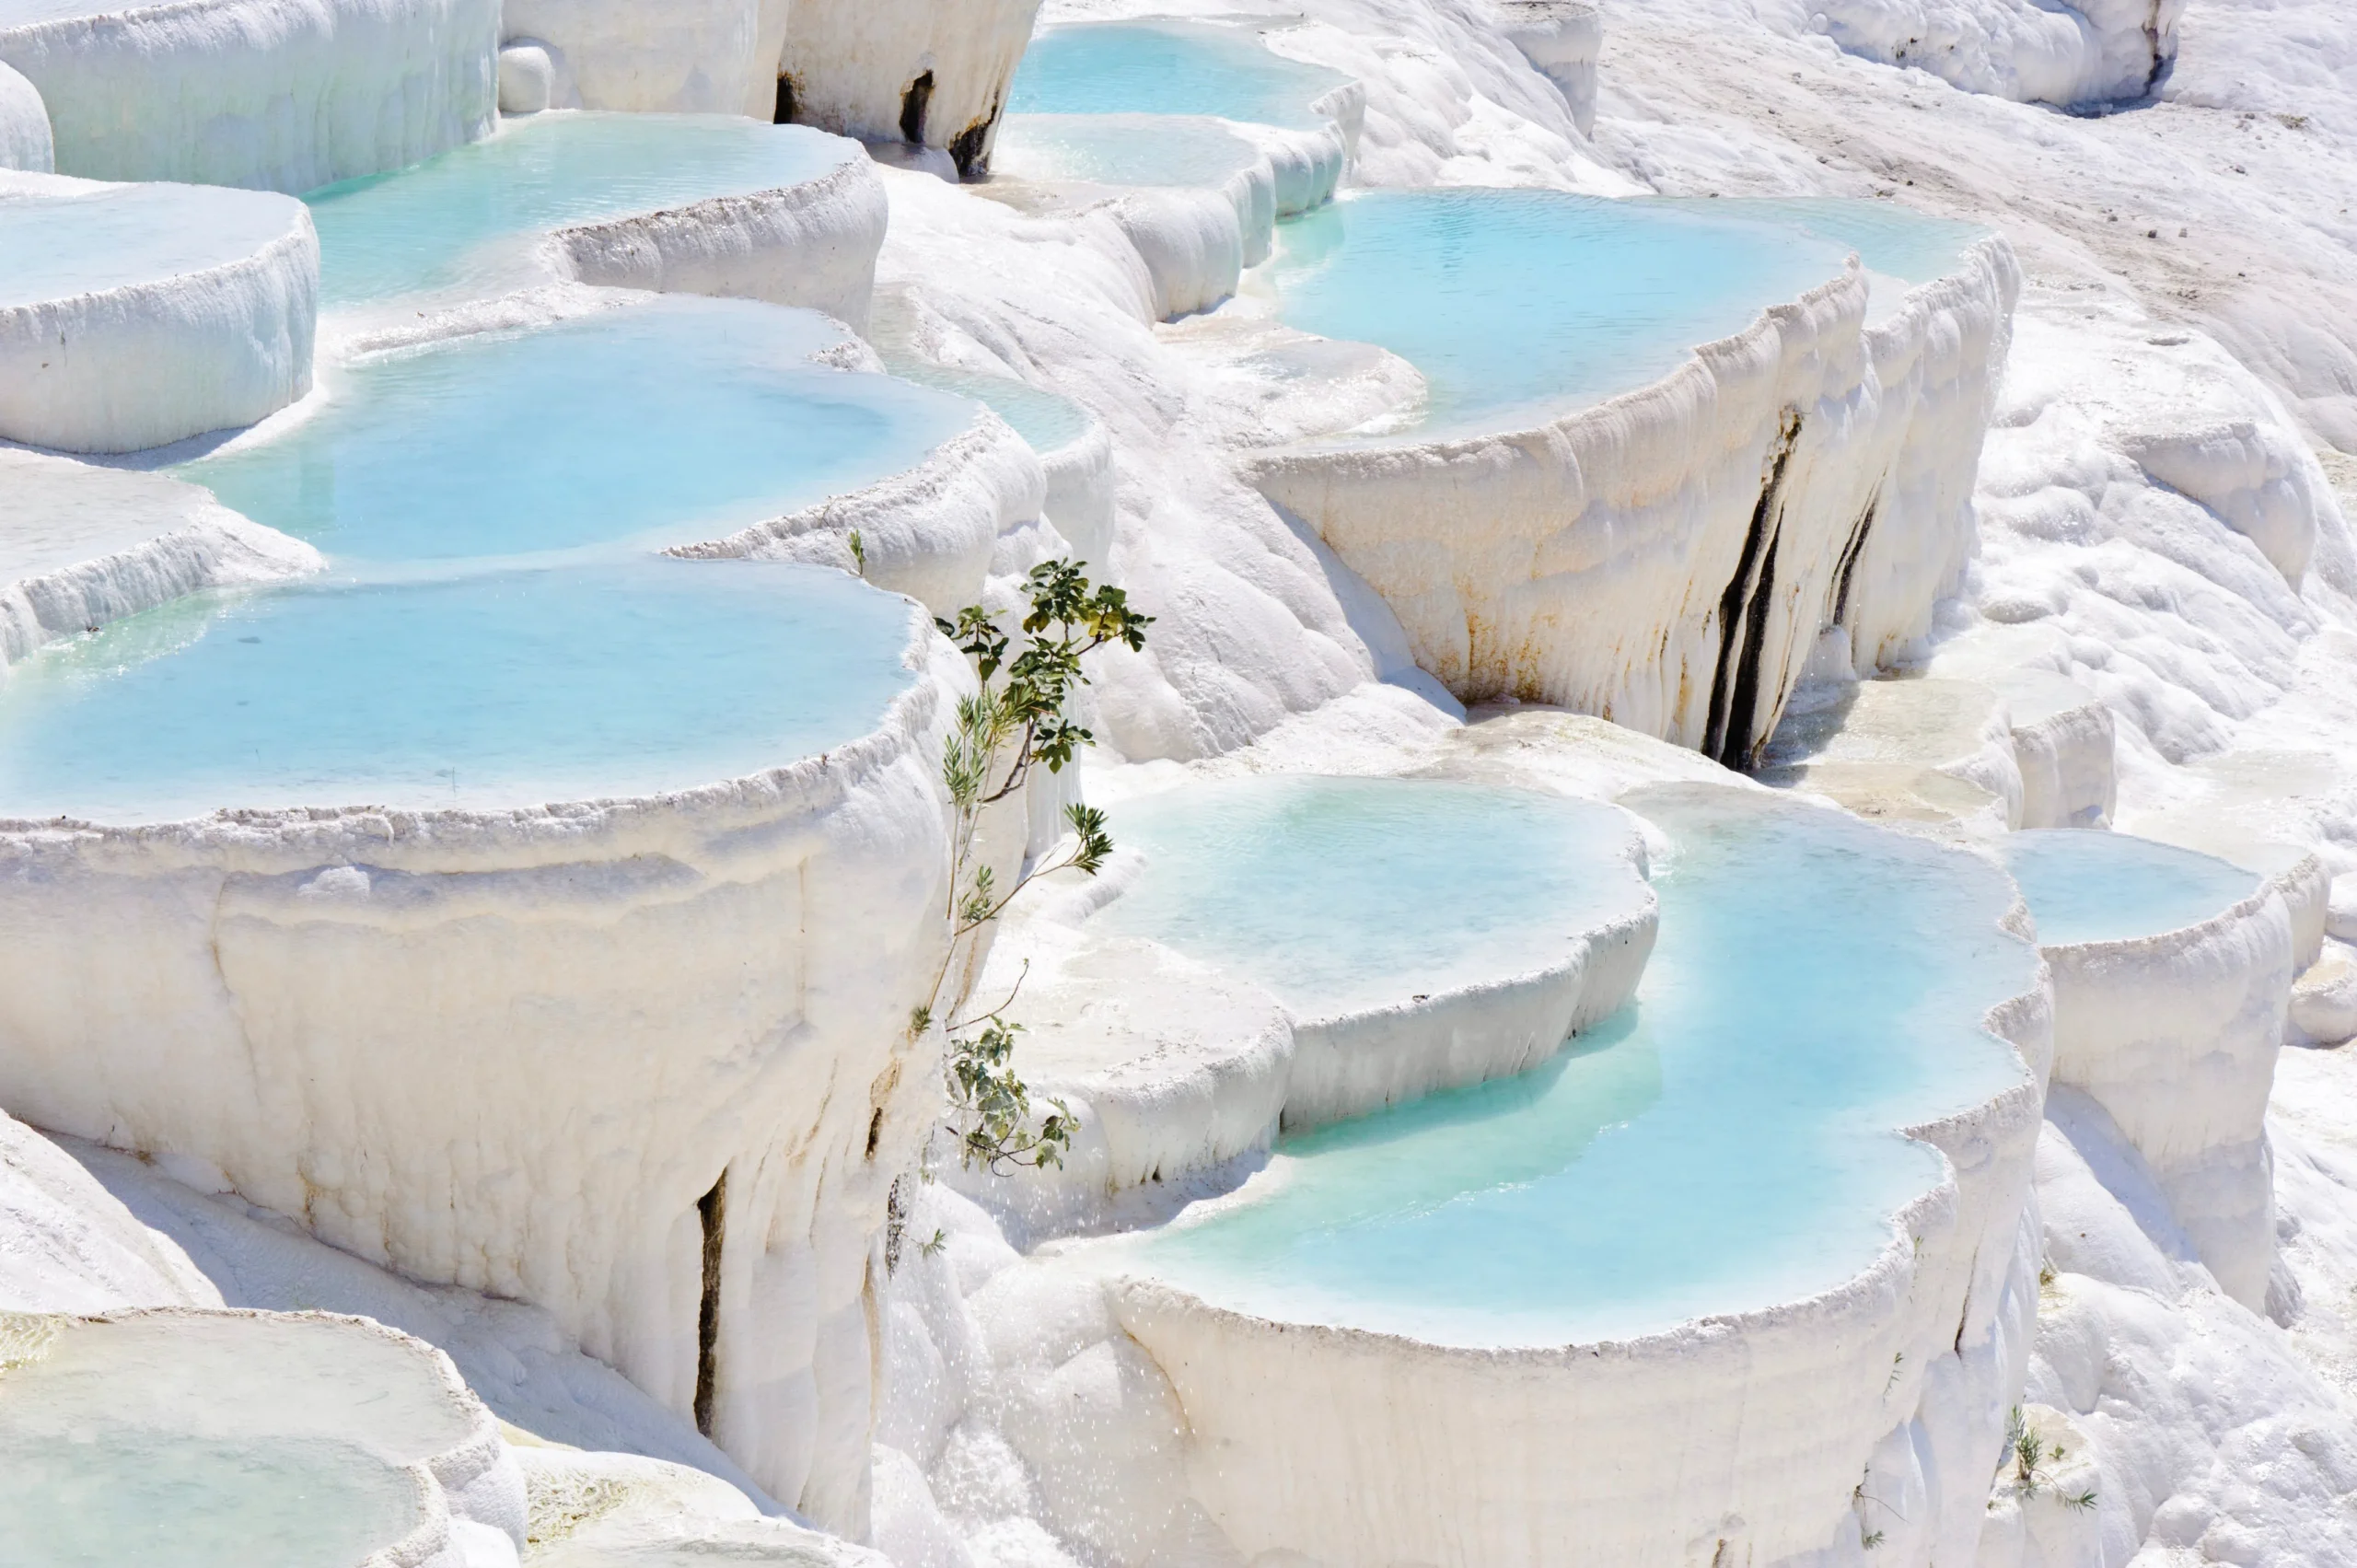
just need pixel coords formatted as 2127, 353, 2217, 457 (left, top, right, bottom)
0, 171, 318, 453
0, 615, 970, 1534
0, 0, 498, 191
0, 449, 323, 668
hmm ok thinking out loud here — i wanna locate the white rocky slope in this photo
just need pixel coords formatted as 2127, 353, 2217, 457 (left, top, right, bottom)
840, 2, 2357, 1564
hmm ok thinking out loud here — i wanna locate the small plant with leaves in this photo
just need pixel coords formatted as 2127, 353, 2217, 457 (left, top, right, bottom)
1996, 1406, 2096, 1513
919, 559, 1150, 1175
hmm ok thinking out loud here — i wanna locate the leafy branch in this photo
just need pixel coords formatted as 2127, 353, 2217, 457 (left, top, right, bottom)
920, 559, 1151, 1176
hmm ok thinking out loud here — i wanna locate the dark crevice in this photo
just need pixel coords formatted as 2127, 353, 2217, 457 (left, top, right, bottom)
1830, 489, 1880, 628
899, 71, 935, 145
1722, 528, 1782, 770
1703, 408, 1803, 766
772, 75, 797, 125
948, 114, 993, 180
693, 1169, 726, 1437
865, 1105, 884, 1160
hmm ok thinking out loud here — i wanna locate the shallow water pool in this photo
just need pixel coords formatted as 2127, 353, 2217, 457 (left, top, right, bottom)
0, 557, 917, 822
1114, 784, 2036, 1347
1007, 19, 1350, 130
1089, 775, 1648, 1018
1265, 190, 1853, 430
2000, 829, 2260, 947
1650, 197, 1988, 286
991, 112, 1263, 192
0, 1313, 478, 1568
880, 361, 1095, 456
0, 179, 296, 308
305, 113, 856, 307
178, 297, 972, 565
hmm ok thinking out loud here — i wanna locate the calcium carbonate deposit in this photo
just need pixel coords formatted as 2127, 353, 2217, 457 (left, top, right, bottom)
4, 0, 2356, 1563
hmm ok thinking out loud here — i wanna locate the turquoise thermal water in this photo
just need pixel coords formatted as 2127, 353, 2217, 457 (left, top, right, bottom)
0, 558, 917, 821
2000, 830, 2261, 947
1117, 784, 2036, 1347
305, 113, 855, 306
993, 113, 1262, 192
1090, 776, 1649, 1018
1007, 19, 1350, 129
882, 361, 1094, 455
0, 1430, 422, 1568
0, 180, 296, 307
0, 1314, 473, 1567
1266, 190, 1853, 429
178, 298, 972, 564
1653, 197, 1988, 285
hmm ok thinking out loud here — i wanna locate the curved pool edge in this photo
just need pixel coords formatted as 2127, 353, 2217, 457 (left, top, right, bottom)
2033, 866, 2296, 1309
1097, 897, 2054, 1566
0, 614, 967, 1516
552, 141, 888, 331
1240, 231, 2023, 770
0, 171, 319, 453
0, 450, 326, 669
671, 402, 1047, 617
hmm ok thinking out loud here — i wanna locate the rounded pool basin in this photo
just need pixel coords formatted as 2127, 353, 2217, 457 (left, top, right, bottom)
1109, 785, 2037, 1347
306, 113, 862, 307
2000, 829, 2262, 947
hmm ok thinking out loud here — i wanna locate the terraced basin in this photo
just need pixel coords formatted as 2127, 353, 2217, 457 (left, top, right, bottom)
0, 1309, 518, 1568
1999, 829, 2260, 947
306, 112, 868, 308
1118, 784, 2035, 1345
1007, 18, 1351, 129
0, 557, 919, 822
1093, 784, 2046, 1565
1998, 828, 2285, 1307
179, 296, 975, 566
0, 172, 316, 451
1263, 190, 1857, 431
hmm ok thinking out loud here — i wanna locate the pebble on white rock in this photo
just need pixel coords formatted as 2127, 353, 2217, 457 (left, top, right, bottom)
0, 170, 317, 453
0, 1307, 527, 1566
2291, 939, 2357, 1047
0, 56, 47, 169
0, 0, 498, 192
0, 449, 323, 669
495, 41, 553, 114
2001, 830, 2293, 1309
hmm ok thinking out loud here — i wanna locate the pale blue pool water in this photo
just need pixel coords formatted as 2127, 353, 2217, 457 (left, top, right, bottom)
178, 298, 973, 565
1267, 191, 1853, 430
0, 180, 296, 308
0, 558, 916, 821
1007, 19, 1351, 130
306, 113, 856, 306
993, 112, 1261, 191
1653, 197, 1989, 285
0, 1429, 421, 1568
881, 361, 1094, 455
2001, 830, 2260, 947
1090, 776, 1648, 1018
1115, 784, 2036, 1347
